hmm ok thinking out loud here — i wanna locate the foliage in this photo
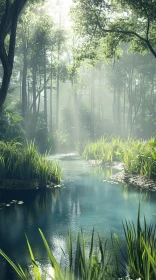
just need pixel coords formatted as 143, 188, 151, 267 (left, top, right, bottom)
0, 141, 61, 188
71, 0, 156, 59
1, 208, 156, 279
82, 136, 123, 161
49, 131, 72, 153
0, 107, 26, 142
0, 229, 113, 280
82, 136, 156, 179
113, 206, 156, 280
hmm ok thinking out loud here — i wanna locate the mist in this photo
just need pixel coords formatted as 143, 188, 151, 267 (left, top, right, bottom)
1, 0, 155, 153
0, 1, 156, 279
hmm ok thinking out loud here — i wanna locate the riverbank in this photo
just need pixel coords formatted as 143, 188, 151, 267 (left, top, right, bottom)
111, 170, 156, 191
80, 136, 156, 185
0, 179, 63, 190
88, 159, 156, 191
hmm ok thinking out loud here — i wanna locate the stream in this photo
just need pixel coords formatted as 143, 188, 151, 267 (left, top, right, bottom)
0, 153, 156, 279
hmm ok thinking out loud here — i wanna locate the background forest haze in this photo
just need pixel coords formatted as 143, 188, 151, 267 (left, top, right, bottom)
0, 0, 156, 152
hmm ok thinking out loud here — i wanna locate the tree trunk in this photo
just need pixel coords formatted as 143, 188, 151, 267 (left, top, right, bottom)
49, 55, 53, 133
90, 68, 95, 139
0, 0, 28, 107
117, 88, 121, 133
22, 39, 27, 118
72, 77, 80, 142
123, 85, 126, 135
113, 86, 117, 128
127, 71, 133, 136
20, 67, 22, 100
141, 76, 145, 135
32, 65, 36, 114
56, 42, 60, 131
44, 45, 47, 127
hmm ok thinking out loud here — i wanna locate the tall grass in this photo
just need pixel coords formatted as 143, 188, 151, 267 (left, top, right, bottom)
0, 141, 61, 188
114, 206, 156, 280
0, 208, 156, 279
82, 137, 156, 179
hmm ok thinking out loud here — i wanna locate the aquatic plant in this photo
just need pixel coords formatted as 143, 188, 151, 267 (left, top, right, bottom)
0, 208, 156, 280
0, 229, 112, 280
82, 136, 123, 163
114, 206, 156, 280
82, 137, 156, 179
0, 141, 61, 189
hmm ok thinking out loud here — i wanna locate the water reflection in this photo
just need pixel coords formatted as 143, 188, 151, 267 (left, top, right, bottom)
0, 154, 156, 279
90, 165, 150, 204
90, 165, 113, 180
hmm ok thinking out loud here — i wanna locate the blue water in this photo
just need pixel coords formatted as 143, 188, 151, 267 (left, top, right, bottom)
0, 153, 156, 279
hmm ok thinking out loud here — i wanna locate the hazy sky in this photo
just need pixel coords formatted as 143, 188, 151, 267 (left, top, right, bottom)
45, 0, 73, 27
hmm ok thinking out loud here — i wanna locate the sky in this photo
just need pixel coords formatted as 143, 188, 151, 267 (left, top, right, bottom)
45, 0, 73, 28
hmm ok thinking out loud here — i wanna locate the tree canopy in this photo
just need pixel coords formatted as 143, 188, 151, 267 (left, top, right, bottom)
71, 0, 156, 58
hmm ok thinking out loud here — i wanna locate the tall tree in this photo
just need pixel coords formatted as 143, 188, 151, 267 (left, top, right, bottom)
0, 0, 28, 107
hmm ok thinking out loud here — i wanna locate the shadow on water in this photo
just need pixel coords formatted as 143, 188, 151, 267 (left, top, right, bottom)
0, 153, 156, 279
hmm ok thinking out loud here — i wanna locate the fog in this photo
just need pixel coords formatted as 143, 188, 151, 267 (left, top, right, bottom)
0, 0, 156, 153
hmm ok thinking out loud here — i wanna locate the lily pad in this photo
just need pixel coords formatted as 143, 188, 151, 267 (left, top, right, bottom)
17, 201, 24, 205
6, 204, 10, 207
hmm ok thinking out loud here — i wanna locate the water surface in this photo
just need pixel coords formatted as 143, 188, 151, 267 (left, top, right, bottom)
0, 153, 156, 279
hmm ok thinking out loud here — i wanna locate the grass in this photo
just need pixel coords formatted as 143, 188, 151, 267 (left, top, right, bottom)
81, 136, 156, 179
113, 206, 156, 280
0, 141, 61, 189
0, 207, 156, 279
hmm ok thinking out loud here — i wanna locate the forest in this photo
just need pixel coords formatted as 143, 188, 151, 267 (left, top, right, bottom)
0, 0, 156, 279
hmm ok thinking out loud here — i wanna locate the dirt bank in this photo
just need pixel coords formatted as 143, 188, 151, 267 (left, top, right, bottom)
111, 171, 156, 191
88, 159, 156, 191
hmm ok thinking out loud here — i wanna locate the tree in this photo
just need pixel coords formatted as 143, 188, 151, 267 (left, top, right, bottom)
0, 0, 29, 108
71, 0, 156, 59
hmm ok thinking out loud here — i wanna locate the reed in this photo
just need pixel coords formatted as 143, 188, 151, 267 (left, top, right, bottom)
0, 141, 61, 188
82, 137, 156, 179
113, 206, 156, 280
0, 208, 156, 280
0, 229, 112, 280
